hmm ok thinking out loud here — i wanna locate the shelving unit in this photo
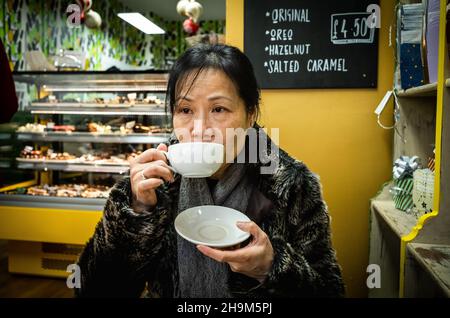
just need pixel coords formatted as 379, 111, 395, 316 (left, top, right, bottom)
369, 1, 450, 298
405, 243, 450, 297
0, 70, 170, 278
371, 184, 418, 238
16, 161, 130, 174
0, 161, 11, 169
16, 131, 170, 144
0, 133, 12, 140
29, 104, 167, 116
369, 184, 419, 297
445, 78, 450, 87
0, 194, 105, 211
397, 82, 437, 97
13, 70, 168, 92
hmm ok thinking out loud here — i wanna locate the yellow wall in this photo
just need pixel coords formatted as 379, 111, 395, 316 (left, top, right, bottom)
226, 0, 395, 297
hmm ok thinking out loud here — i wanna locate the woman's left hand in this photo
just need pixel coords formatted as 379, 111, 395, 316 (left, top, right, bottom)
197, 221, 274, 283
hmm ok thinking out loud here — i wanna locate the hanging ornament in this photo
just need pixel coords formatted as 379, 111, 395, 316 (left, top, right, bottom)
85, 9, 102, 29
176, 0, 190, 16
75, 0, 101, 29
183, 17, 200, 35
75, 0, 91, 22
184, 0, 203, 23
177, 0, 203, 23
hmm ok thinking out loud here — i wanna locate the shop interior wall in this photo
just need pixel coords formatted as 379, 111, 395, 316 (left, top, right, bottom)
0, 0, 224, 71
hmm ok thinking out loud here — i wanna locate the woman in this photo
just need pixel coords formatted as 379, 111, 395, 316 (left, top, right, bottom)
76, 44, 345, 298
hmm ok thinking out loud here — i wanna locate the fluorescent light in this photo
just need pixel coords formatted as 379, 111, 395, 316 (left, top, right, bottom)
118, 13, 165, 34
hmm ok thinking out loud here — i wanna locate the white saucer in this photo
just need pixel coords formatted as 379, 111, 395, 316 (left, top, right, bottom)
174, 205, 251, 248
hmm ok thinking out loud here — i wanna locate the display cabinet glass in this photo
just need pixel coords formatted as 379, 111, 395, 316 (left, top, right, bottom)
0, 71, 171, 277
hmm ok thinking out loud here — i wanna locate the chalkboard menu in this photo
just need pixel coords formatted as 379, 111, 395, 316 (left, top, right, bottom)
244, 0, 380, 89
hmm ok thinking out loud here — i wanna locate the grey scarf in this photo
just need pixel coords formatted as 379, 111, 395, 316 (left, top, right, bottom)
176, 163, 253, 298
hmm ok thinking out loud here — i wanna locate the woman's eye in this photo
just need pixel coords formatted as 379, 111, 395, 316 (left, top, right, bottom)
178, 107, 192, 114
212, 106, 226, 113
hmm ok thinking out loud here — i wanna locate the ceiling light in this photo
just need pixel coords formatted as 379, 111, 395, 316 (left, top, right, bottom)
117, 13, 165, 34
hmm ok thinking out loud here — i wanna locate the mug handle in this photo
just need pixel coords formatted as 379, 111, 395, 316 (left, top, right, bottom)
160, 150, 178, 174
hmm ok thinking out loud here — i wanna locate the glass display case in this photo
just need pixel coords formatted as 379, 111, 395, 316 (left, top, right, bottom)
0, 71, 171, 277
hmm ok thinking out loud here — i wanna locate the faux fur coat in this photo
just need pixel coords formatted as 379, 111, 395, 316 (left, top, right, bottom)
75, 134, 345, 298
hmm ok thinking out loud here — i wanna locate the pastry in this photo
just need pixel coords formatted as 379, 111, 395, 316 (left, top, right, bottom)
26, 184, 110, 198
52, 125, 76, 132
20, 147, 76, 160
17, 123, 46, 133
87, 122, 112, 134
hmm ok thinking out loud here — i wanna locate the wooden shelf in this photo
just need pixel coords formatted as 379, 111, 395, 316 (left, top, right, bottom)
397, 82, 438, 97
371, 199, 418, 238
371, 183, 418, 238
407, 243, 450, 297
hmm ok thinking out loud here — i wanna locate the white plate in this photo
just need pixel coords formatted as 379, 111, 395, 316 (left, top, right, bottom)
174, 205, 251, 248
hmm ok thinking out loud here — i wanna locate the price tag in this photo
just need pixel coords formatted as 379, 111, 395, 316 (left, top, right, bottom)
331, 12, 376, 44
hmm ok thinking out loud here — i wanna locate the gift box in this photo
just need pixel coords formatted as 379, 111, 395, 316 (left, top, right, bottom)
427, 157, 435, 171
427, 148, 435, 172
400, 43, 426, 89
392, 177, 414, 212
412, 168, 434, 217
391, 156, 420, 213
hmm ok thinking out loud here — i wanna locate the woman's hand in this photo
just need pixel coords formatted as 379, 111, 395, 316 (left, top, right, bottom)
197, 221, 274, 283
129, 143, 174, 211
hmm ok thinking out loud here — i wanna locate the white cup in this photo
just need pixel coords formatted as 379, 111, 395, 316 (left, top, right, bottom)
164, 142, 224, 178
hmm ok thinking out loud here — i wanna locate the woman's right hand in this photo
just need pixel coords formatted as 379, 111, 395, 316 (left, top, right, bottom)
129, 143, 174, 211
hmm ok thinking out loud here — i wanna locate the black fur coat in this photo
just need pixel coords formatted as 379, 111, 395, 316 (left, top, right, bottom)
75, 136, 345, 298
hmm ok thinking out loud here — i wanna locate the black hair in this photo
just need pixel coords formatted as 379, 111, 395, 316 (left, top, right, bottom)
166, 44, 260, 120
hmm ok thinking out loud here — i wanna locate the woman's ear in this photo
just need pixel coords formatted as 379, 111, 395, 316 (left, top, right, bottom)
247, 110, 256, 128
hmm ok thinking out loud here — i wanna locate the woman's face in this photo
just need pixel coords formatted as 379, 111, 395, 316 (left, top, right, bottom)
172, 69, 254, 176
